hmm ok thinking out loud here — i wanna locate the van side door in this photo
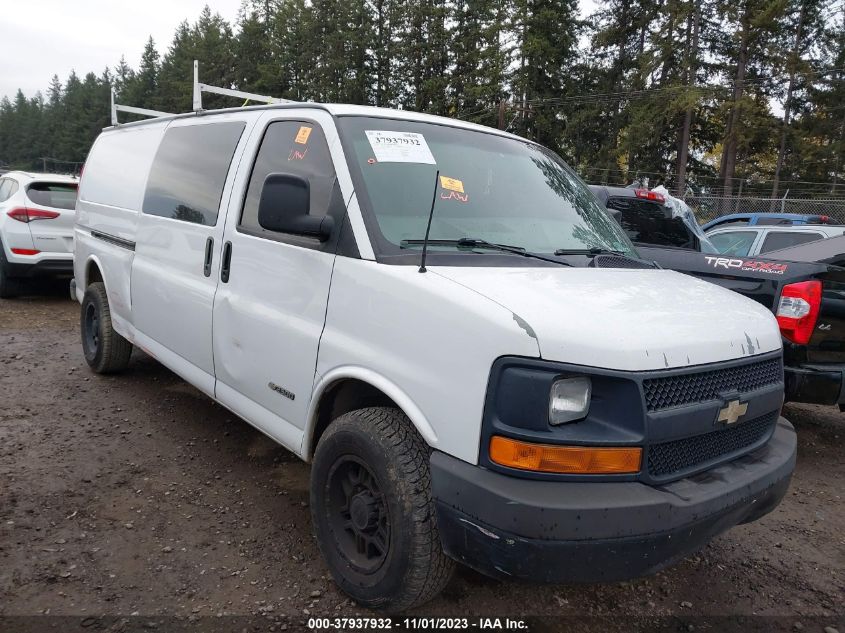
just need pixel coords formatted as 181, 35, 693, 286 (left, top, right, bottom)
212, 111, 353, 452
130, 115, 252, 395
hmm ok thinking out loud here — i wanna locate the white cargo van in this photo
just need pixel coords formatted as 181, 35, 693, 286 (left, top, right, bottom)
74, 102, 796, 610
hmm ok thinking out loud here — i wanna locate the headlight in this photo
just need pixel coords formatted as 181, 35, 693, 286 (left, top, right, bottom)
549, 376, 591, 424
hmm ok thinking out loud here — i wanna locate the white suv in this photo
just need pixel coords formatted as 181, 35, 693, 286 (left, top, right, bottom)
0, 171, 78, 298
73, 104, 796, 610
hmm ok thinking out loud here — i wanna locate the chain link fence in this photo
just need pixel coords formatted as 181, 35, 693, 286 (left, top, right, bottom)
683, 196, 845, 224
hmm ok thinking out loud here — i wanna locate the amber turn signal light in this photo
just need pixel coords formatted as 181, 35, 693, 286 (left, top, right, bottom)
489, 436, 642, 474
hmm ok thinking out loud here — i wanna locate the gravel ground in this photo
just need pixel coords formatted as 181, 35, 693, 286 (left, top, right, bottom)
0, 287, 843, 628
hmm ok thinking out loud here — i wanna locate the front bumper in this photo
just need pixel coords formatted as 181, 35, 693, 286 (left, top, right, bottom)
785, 364, 845, 407
431, 418, 796, 583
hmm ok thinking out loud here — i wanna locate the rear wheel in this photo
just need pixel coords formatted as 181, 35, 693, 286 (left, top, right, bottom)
0, 244, 21, 299
81, 282, 132, 373
311, 407, 454, 611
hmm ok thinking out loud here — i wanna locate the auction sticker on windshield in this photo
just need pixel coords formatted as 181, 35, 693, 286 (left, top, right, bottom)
365, 131, 436, 164
439, 175, 464, 193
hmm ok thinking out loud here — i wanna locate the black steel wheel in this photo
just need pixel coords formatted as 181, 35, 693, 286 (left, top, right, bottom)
80, 282, 132, 374
311, 407, 454, 611
326, 456, 391, 574
83, 300, 100, 353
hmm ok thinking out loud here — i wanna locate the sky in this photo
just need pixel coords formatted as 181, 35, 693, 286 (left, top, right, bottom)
0, 0, 599, 104
0, 0, 243, 102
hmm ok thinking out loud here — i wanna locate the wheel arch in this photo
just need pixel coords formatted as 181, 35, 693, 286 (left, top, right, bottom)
83, 255, 105, 288
303, 367, 438, 461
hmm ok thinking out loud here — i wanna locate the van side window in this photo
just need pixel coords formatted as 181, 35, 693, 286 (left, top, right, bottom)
239, 121, 336, 234
143, 122, 245, 226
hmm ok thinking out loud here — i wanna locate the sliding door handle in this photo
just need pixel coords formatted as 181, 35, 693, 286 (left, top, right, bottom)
221, 241, 232, 283
203, 237, 214, 277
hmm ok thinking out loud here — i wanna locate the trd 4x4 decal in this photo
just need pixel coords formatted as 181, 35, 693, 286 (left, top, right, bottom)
704, 256, 789, 275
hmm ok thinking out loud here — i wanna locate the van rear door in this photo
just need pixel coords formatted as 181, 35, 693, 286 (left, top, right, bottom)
130, 115, 252, 395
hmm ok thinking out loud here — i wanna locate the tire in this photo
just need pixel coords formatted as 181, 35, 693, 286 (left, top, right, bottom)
81, 282, 132, 374
0, 244, 20, 299
311, 407, 454, 611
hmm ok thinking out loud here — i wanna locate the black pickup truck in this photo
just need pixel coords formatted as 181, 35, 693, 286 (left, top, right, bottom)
590, 184, 845, 411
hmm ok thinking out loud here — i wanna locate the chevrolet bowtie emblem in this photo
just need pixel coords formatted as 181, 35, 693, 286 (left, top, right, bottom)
717, 399, 748, 425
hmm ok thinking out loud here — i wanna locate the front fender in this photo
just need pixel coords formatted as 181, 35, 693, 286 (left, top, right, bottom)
302, 365, 438, 460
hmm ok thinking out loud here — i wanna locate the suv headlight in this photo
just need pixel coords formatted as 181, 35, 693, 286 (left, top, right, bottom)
549, 377, 591, 424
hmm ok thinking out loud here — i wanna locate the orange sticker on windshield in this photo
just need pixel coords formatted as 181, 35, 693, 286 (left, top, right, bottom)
439, 175, 464, 193
295, 126, 312, 144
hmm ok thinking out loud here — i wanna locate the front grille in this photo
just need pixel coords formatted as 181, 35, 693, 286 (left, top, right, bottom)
647, 411, 778, 478
590, 254, 655, 269
642, 357, 782, 412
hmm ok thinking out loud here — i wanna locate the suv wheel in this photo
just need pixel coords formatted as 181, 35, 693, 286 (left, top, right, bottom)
0, 244, 20, 299
311, 407, 454, 611
81, 282, 133, 373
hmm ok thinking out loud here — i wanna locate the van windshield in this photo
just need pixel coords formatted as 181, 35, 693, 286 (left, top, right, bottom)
338, 117, 635, 260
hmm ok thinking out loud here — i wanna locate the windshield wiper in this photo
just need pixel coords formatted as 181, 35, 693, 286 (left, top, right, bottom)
402, 238, 573, 267
553, 246, 660, 269
553, 247, 624, 256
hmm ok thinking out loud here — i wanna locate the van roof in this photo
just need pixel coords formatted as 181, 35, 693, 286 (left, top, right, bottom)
103, 101, 525, 142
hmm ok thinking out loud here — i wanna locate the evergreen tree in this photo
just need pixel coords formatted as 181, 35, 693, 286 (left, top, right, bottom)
234, 2, 273, 93
113, 56, 135, 98
394, 0, 450, 114
713, 0, 785, 196
0, 97, 13, 168
769, 0, 829, 196
125, 37, 160, 109
265, 0, 315, 100
0, 0, 843, 196
309, 0, 374, 103
369, 0, 405, 106
157, 7, 234, 112
793, 2, 845, 192
156, 20, 195, 112
582, 0, 654, 182
450, 0, 509, 125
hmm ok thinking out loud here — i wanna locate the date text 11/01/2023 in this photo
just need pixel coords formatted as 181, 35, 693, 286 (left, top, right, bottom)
308, 617, 529, 630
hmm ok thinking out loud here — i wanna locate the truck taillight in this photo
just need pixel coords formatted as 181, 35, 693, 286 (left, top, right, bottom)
776, 280, 822, 345
634, 189, 666, 203
6, 208, 60, 223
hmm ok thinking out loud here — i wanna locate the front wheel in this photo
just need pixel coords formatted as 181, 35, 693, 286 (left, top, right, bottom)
310, 407, 454, 611
81, 282, 133, 374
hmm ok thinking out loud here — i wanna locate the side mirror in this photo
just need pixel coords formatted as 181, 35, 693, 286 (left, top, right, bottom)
257, 173, 334, 241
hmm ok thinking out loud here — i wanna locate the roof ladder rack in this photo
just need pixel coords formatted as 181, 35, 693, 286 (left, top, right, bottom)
192, 60, 293, 110
110, 60, 292, 126
110, 89, 174, 126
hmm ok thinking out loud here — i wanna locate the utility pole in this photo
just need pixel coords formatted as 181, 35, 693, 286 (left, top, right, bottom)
497, 100, 507, 130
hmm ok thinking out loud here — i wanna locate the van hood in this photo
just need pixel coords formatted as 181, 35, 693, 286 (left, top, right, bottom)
432, 266, 782, 371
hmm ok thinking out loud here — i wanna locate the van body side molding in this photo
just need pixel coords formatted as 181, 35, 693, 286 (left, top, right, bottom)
91, 230, 136, 251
